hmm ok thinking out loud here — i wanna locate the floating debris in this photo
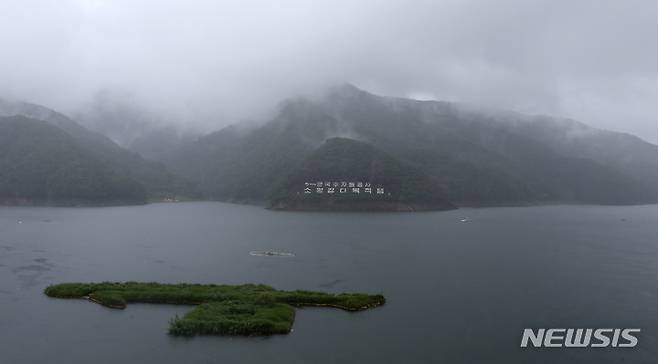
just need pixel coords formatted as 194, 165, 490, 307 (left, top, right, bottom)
250, 250, 295, 257
459, 218, 469, 222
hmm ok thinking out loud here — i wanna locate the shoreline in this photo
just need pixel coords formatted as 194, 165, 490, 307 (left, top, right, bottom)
4, 199, 658, 210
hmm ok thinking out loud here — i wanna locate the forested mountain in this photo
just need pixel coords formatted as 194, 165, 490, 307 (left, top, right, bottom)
0, 99, 198, 202
3, 85, 657, 210
0, 116, 146, 205
166, 85, 658, 209
268, 137, 455, 211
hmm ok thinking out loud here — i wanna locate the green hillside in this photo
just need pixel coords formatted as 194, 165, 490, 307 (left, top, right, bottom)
167, 85, 658, 209
0, 116, 146, 205
268, 138, 456, 211
0, 99, 199, 201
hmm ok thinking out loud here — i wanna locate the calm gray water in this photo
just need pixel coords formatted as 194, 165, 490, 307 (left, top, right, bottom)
1, 202, 657, 363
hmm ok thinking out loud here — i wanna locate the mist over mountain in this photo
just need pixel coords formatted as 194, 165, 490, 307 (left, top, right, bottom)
3, 1, 658, 144
0, 115, 146, 205
2, 85, 657, 209
166, 85, 658, 209
72, 90, 167, 147
0, 98, 198, 204
70, 91, 200, 160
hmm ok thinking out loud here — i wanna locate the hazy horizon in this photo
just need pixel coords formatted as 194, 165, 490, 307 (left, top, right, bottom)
2, 0, 658, 142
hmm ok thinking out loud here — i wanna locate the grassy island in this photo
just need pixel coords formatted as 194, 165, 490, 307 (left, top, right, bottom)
44, 282, 385, 336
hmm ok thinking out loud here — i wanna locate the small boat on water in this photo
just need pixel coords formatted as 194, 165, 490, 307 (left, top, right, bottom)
250, 250, 295, 257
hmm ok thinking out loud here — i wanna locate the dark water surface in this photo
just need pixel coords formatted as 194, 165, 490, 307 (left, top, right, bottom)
1, 202, 657, 363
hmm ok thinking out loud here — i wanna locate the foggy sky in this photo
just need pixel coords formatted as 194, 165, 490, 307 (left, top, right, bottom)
1, 0, 658, 141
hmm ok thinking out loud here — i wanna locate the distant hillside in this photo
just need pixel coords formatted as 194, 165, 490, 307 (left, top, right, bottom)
0, 116, 146, 205
268, 138, 455, 211
167, 84, 658, 210
167, 114, 317, 203
3, 86, 654, 210
0, 98, 198, 201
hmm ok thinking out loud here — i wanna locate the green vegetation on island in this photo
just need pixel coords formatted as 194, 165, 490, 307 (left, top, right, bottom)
44, 282, 385, 336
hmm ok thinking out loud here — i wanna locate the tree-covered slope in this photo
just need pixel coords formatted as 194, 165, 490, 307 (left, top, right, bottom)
268, 138, 455, 211
0, 116, 146, 205
166, 101, 335, 202
319, 85, 656, 205
0, 98, 198, 200
166, 85, 658, 208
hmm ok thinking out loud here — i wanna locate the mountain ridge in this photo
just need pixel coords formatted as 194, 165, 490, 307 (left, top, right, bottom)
0, 98, 199, 202
165, 85, 658, 209
0, 115, 147, 205
3, 86, 657, 210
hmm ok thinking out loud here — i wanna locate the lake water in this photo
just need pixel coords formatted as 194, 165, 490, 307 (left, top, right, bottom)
1, 202, 657, 363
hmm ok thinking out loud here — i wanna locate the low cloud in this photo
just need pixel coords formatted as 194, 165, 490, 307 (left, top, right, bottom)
1, 0, 657, 141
